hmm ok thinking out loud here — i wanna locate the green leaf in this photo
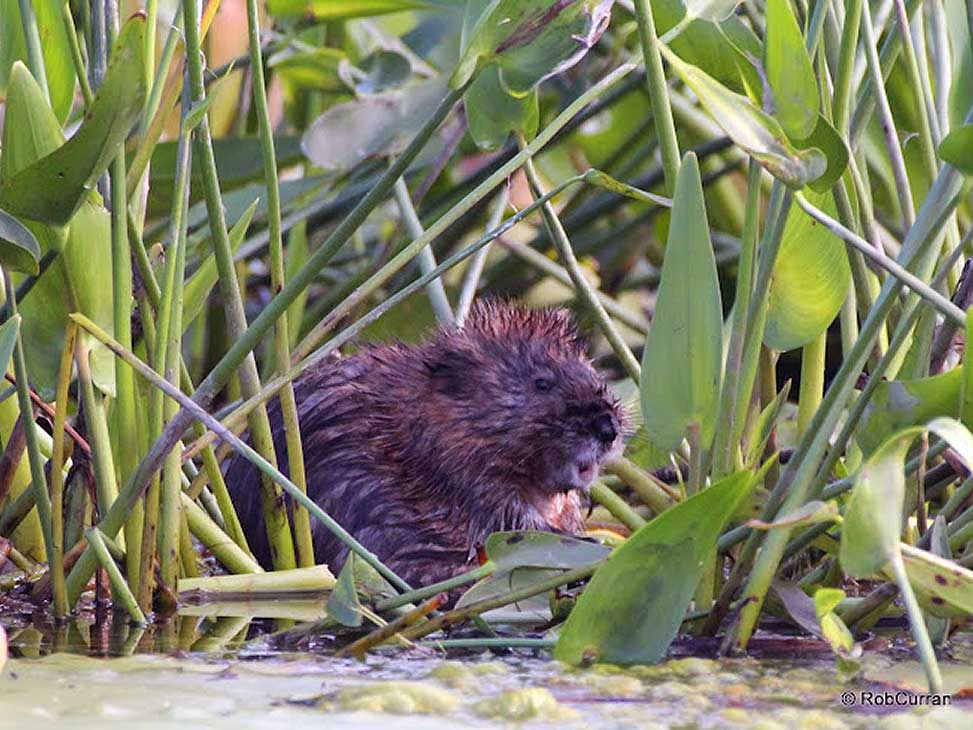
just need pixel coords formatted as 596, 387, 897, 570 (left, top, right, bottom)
745, 500, 839, 530
938, 125, 973, 175
899, 543, 973, 619
660, 46, 827, 189
962, 310, 973, 429
794, 115, 849, 193
266, 0, 428, 19
0, 209, 41, 275
0, 1, 75, 122
268, 47, 347, 93
855, 369, 962, 458
684, 0, 741, 22
452, 0, 613, 93
0, 316, 22, 377
465, 66, 539, 150
640, 153, 723, 452
764, 0, 817, 140
0, 15, 147, 225
764, 190, 850, 352
554, 471, 753, 665
327, 556, 365, 628
841, 418, 973, 578
302, 77, 449, 172
583, 170, 673, 207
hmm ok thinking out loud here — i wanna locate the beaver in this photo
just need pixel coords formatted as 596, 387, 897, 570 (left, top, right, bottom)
226, 300, 625, 588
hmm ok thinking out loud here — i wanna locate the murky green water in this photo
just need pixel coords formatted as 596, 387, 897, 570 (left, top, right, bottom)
3, 611, 972, 730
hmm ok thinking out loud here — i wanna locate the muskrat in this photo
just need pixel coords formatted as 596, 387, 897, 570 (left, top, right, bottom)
226, 300, 625, 587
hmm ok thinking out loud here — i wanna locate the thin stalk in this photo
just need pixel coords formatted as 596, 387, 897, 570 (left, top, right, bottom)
3, 275, 54, 570
456, 187, 509, 325
796, 332, 826, 437
181, 493, 262, 575
632, 0, 680, 191
393, 178, 454, 324
890, 551, 943, 692
375, 563, 494, 613
860, 3, 915, 229
61, 2, 93, 106
17, 0, 50, 101
604, 457, 678, 514
711, 160, 762, 477
590, 481, 646, 532
831, 0, 864, 135
184, 0, 296, 571
338, 593, 447, 657
86, 528, 147, 626
520, 146, 641, 383
49, 323, 79, 619
67, 314, 414, 597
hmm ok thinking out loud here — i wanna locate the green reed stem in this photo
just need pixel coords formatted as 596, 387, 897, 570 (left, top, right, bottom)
183, 0, 296, 571
632, 0, 680, 191
521, 146, 641, 382
590, 481, 646, 532
86, 527, 147, 626
48, 323, 78, 619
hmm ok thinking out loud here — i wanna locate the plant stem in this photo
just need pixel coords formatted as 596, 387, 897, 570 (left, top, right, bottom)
86, 528, 146, 626
521, 147, 642, 383
632, 0, 680, 192
244, 0, 315, 568
590, 481, 646, 532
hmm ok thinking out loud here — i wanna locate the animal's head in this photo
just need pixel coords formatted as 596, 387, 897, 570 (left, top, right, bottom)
425, 300, 626, 494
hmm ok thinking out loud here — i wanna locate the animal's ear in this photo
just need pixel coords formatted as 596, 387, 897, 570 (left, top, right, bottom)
426, 347, 477, 394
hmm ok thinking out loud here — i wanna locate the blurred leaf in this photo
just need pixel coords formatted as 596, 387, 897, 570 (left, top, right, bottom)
554, 470, 753, 664
745, 380, 790, 468
485, 531, 611, 571
267, 0, 428, 19
327, 555, 364, 627
938, 125, 973, 175
661, 46, 827, 189
641, 153, 722, 452
0, 1, 75, 122
183, 64, 237, 132
684, 0, 741, 21
18, 200, 116, 398
0, 316, 22, 378
354, 50, 414, 94
269, 47, 347, 92
764, 0, 817, 139
898, 544, 973, 619
182, 200, 259, 331
856, 369, 961, 458
285, 222, 310, 349
302, 77, 448, 171
841, 418, 973, 577
453, 0, 614, 93
814, 587, 860, 674
0, 209, 40, 275
963, 311, 973, 429
794, 115, 849, 193
945, 0, 973, 131
764, 190, 850, 351
746, 500, 839, 530
771, 580, 822, 637
0, 15, 146, 225
583, 170, 672, 207
465, 66, 539, 150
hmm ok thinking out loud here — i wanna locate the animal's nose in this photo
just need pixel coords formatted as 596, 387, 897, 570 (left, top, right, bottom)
591, 413, 617, 444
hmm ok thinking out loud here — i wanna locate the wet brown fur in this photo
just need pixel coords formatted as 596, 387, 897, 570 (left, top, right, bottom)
226, 300, 624, 588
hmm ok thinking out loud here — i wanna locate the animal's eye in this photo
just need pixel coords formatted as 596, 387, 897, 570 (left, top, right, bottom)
534, 377, 555, 392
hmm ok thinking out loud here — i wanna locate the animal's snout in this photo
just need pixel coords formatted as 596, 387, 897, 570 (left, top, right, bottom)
591, 413, 617, 445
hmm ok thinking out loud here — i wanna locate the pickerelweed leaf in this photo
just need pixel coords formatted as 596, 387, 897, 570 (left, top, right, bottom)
0, 14, 146, 226
855, 369, 962, 459
452, 0, 614, 93
898, 543, 973, 619
0, 208, 41, 275
661, 45, 827, 189
641, 152, 722, 452
554, 471, 753, 665
764, 189, 850, 352
465, 65, 539, 150
302, 77, 449, 171
764, 0, 817, 140
841, 418, 973, 578
938, 124, 973, 175
684, 0, 741, 22
794, 115, 849, 193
